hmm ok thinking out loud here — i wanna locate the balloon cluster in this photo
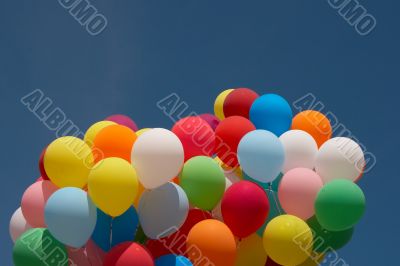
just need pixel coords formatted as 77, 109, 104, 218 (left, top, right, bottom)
10, 89, 367, 266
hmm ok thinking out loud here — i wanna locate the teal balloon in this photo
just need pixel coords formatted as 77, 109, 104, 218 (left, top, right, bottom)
307, 216, 354, 252
45, 187, 97, 248
249, 94, 293, 136
156, 254, 193, 266
237, 130, 285, 183
256, 190, 285, 236
13, 228, 68, 266
92, 206, 139, 251
244, 172, 283, 191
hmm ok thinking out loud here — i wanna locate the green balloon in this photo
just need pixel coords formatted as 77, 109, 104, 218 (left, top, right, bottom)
315, 179, 366, 231
13, 228, 68, 266
180, 156, 225, 210
307, 216, 354, 252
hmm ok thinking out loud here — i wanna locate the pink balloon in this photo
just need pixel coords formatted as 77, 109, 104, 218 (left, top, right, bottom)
105, 114, 138, 131
9, 207, 31, 243
68, 240, 105, 266
21, 180, 59, 227
278, 168, 323, 220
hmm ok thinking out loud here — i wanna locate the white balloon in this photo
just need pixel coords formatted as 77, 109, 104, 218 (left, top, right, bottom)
315, 137, 365, 183
9, 207, 31, 243
131, 128, 184, 189
138, 182, 189, 239
279, 130, 318, 173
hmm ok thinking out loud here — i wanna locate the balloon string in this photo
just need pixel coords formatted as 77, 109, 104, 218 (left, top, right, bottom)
109, 217, 114, 250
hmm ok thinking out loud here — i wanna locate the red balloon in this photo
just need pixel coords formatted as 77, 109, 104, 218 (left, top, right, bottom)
172, 116, 215, 161
221, 181, 269, 238
265, 258, 282, 266
223, 88, 259, 118
38, 147, 49, 180
104, 242, 154, 266
146, 209, 211, 259
215, 116, 256, 167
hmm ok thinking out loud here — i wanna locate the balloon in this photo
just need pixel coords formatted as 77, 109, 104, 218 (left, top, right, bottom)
236, 234, 267, 266
21, 180, 58, 227
179, 156, 225, 210
136, 128, 151, 136
172, 116, 215, 161
315, 137, 365, 183
9, 207, 31, 243
186, 219, 237, 266
215, 116, 256, 167
307, 216, 354, 252
263, 215, 313, 266
104, 242, 154, 266
92, 206, 139, 251
279, 130, 318, 173
146, 209, 211, 259
249, 94, 293, 136
291, 110, 332, 147
45, 187, 97, 248
315, 179, 365, 231
38, 147, 49, 180
264, 258, 282, 266
155, 255, 192, 266
44, 136, 94, 188
278, 168, 323, 220
131, 128, 184, 189
67, 240, 106, 266
199, 113, 220, 131
105, 114, 138, 132
256, 190, 285, 237
134, 181, 146, 208
214, 89, 234, 120
84, 121, 116, 147
221, 181, 270, 238
223, 88, 259, 118
92, 124, 137, 163
237, 130, 284, 183
13, 228, 68, 266
139, 182, 189, 239
88, 157, 139, 217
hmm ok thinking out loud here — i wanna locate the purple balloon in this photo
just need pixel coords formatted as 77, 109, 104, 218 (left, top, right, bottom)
199, 114, 220, 131
105, 114, 138, 131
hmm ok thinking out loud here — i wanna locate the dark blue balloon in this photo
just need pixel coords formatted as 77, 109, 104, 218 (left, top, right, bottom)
91, 206, 139, 251
155, 255, 193, 266
249, 94, 293, 136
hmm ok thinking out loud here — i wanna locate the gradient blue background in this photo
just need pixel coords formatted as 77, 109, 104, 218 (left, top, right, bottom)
1, 0, 398, 265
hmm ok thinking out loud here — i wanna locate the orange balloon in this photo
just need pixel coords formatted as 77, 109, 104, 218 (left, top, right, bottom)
291, 110, 332, 147
187, 219, 237, 266
92, 124, 137, 163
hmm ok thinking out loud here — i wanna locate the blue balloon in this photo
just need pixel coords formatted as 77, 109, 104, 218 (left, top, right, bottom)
91, 206, 139, 251
237, 130, 285, 183
249, 94, 293, 136
156, 254, 193, 266
44, 187, 97, 248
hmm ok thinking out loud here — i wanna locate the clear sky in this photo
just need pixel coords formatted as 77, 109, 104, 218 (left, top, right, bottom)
1, 0, 398, 265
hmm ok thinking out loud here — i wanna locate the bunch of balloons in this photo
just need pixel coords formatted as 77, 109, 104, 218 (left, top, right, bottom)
10, 89, 367, 266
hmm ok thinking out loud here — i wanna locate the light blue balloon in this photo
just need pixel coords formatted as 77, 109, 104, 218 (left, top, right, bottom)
156, 254, 193, 266
249, 94, 293, 136
91, 206, 139, 251
237, 130, 284, 183
45, 187, 97, 248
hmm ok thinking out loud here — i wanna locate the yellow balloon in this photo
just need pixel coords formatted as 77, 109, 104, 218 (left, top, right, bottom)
88, 157, 138, 217
236, 234, 267, 266
263, 215, 313, 266
297, 253, 325, 266
214, 89, 234, 120
44, 136, 94, 188
135, 128, 151, 137
133, 181, 145, 208
84, 121, 116, 147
